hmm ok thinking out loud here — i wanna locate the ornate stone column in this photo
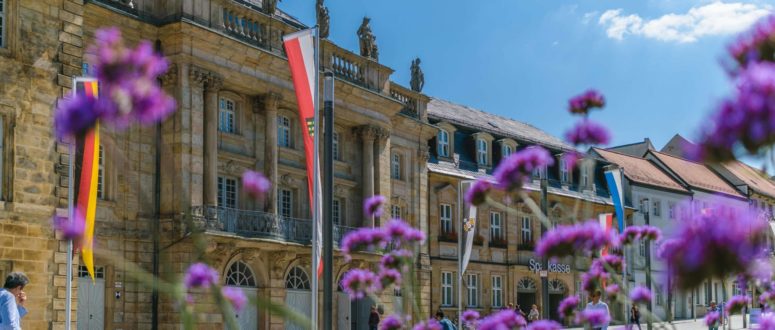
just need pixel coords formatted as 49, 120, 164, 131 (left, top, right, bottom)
356, 125, 378, 227
203, 74, 223, 207
262, 92, 282, 214
189, 66, 210, 206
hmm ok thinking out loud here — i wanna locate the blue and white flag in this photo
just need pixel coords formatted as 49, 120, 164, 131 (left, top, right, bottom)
605, 168, 625, 232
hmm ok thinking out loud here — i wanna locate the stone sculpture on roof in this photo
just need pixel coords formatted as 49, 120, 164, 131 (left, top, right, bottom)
264, 0, 280, 15
357, 17, 379, 61
316, 0, 330, 38
410, 57, 424, 92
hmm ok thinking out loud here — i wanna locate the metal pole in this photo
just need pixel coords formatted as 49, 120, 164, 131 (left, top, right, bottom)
644, 199, 653, 330
457, 180, 463, 325
66, 140, 75, 330
540, 170, 549, 320
322, 71, 334, 330
310, 26, 321, 330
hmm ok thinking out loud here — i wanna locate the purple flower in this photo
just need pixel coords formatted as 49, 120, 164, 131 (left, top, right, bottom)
629, 286, 652, 304
565, 119, 611, 146
705, 311, 720, 327
558, 295, 580, 319
341, 269, 380, 300
477, 309, 527, 330
380, 315, 404, 330
465, 179, 492, 206
54, 95, 101, 139
561, 151, 583, 170
727, 15, 775, 69
221, 287, 247, 311
536, 220, 615, 258
380, 249, 413, 272
184, 262, 219, 289
576, 309, 610, 327
493, 146, 554, 191
592, 255, 624, 273
341, 227, 388, 258
378, 268, 402, 287
52, 211, 86, 241
364, 195, 387, 218
385, 219, 425, 246
659, 201, 768, 290
725, 295, 750, 314
241, 170, 271, 199
760, 312, 775, 330
581, 265, 610, 294
605, 284, 620, 296
412, 319, 442, 330
461, 309, 480, 327
526, 320, 562, 330
568, 89, 606, 115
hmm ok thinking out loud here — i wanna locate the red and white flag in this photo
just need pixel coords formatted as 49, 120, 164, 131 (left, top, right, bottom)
283, 29, 323, 277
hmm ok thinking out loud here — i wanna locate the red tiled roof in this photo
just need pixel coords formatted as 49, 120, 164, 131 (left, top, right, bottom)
649, 151, 744, 198
722, 160, 775, 199
593, 148, 688, 193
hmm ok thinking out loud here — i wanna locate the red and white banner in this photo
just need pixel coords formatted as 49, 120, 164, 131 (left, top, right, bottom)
599, 213, 614, 257
283, 29, 323, 277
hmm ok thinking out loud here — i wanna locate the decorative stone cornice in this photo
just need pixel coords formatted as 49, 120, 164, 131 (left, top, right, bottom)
355, 125, 389, 141
240, 249, 260, 262
189, 66, 209, 88
260, 92, 283, 113
270, 251, 296, 279
205, 75, 223, 92
160, 64, 177, 87
375, 127, 391, 142
189, 66, 223, 91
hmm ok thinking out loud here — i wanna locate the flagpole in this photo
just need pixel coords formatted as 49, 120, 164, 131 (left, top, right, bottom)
66, 139, 74, 330
457, 180, 463, 325
311, 26, 321, 330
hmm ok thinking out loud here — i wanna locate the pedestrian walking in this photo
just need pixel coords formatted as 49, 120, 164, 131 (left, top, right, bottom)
435, 311, 457, 330
630, 305, 642, 330
708, 301, 721, 330
528, 304, 540, 322
368, 305, 380, 330
585, 290, 610, 330
0, 272, 29, 330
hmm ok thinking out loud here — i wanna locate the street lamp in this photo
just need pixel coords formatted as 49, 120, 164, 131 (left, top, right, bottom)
641, 198, 653, 330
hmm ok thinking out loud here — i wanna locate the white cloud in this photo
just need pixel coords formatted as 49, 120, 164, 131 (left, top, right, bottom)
596, 1, 772, 43
582, 11, 600, 25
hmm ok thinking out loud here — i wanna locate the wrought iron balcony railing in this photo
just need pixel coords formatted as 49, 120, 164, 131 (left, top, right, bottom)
190, 205, 357, 246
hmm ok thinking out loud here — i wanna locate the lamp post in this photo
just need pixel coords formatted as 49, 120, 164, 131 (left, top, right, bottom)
540, 167, 550, 321
322, 71, 334, 330
642, 198, 653, 330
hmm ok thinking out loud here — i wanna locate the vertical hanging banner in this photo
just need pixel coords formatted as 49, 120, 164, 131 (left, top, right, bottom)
461, 182, 477, 275
283, 29, 323, 277
73, 78, 101, 281
605, 167, 625, 232
598, 213, 614, 256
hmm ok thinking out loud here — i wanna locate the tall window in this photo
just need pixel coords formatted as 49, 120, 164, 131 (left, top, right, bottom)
217, 177, 237, 208
467, 274, 479, 307
581, 164, 589, 187
333, 132, 340, 161
639, 240, 646, 257
438, 130, 449, 157
477, 139, 488, 165
440, 204, 452, 233
278, 115, 291, 148
97, 145, 105, 199
391, 153, 401, 180
502, 144, 512, 158
656, 284, 664, 306
441, 271, 453, 306
532, 166, 545, 179
492, 275, 503, 308
279, 189, 292, 218
333, 198, 341, 225
218, 97, 236, 133
0, 0, 5, 48
652, 200, 661, 217
560, 158, 569, 183
391, 205, 401, 219
668, 202, 676, 220
490, 212, 502, 240
521, 216, 532, 243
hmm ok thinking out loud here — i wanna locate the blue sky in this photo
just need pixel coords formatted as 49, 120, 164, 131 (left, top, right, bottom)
281, 0, 773, 150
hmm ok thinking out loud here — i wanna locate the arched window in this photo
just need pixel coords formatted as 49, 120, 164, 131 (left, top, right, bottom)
517, 277, 537, 292
225, 261, 256, 287
285, 266, 310, 290
549, 279, 567, 294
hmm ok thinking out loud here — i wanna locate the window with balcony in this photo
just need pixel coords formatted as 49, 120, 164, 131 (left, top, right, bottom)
278, 115, 292, 148
441, 271, 454, 306
438, 130, 449, 157
333, 132, 340, 161
521, 216, 532, 244
440, 204, 453, 234
217, 176, 237, 208
492, 275, 503, 308
279, 188, 292, 218
219, 97, 236, 133
467, 274, 479, 307
391, 153, 401, 180
477, 139, 488, 166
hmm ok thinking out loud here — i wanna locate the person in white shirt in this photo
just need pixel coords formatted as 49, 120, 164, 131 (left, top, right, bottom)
585, 290, 610, 330
0, 272, 28, 330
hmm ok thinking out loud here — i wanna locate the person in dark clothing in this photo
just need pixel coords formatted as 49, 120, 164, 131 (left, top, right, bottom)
630, 305, 642, 330
368, 305, 380, 330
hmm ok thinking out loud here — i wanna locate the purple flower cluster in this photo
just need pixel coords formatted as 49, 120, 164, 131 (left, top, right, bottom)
341, 269, 380, 300
461, 309, 480, 327
55, 27, 176, 138
221, 287, 247, 311
465, 179, 492, 206
725, 295, 750, 314
412, 319, 442, 330
620, 225, 661, 245
565, 119, 611, 146
760, 312, 775, 330
184, 262, 219, 289
605, 284, 620, 296
728, 15, 775, 69
380, 250, 413, 272
629, 286, 653, 304
385, 219, 426, 246
379, 268, 402, 287
558, 295, 580, 319
364, 195, 387, 218
591, 255, 623, 273
581, 263, 610, 294
536, 220, 615, 258
52, 212, 85, 241
493, 146, 554, 191
576, 309, 610, 327
705, 311, 721, 327
477, 309, 527, 330
241, 170, 271, 200
568, 89, 606, 115
341, 227, 388, 257
380, 315, 404, 330
659, 201, 768, 289
526, 320, 562, 330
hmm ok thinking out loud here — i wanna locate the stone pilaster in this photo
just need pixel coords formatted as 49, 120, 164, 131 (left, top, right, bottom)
374, 127, 391, 226
189, 66, 209, 207
355, 125, 378, 227
203, 74, 223, 207
262, 92, 282, 214
160, 64, 178, 216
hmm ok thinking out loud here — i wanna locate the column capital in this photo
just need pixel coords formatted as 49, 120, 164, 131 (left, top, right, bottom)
189, 65, 209, 88
205, 75, 223, 92
354, 125, 386, 141
375, 126, 391, 142
255, 92, 283, 113
160, 64, 178, 87
190, 66, 223, 91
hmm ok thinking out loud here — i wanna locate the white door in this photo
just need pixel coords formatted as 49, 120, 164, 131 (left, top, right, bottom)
337, 292, 351, 330
77, 277, 105, 330
285, 290, 311, 330
226, 286, 257, 329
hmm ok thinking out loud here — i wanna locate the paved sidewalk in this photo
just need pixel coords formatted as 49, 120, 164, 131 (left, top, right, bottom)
565, 315, 750, 329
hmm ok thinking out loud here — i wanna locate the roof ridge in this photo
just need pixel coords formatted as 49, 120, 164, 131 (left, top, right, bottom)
429, 97, 546, 132
595, 147, 648, 160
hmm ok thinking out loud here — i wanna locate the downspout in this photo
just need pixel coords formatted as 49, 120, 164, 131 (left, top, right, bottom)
152, 39, 162, 330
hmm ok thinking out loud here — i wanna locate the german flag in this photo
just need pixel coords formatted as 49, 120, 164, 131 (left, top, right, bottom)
73, 80, 100, 281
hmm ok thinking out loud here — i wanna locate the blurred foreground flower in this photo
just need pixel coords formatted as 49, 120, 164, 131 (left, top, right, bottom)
705, 311, 721, 327
221, 287, 247, 311
568, 89, 605, 115
558, 295, 580, 319
527, 320, 562, 330
629, 286, 652, 305
341, 268, 379, 300
728, 15, 775, 70
477, 309, 526, 330
242, 170, 270, 199
536, 220, 615, 258
184, 262, 219, 289
576, 309, 610, 328
53, 212, 85, 241
412, 319, 442, 330
461, 309, 480, 327
364, 195, 387, 218
380, 315, 404, 330
465, 179, 491, 206
493, 146, 554, 191
565, 119, 611, 146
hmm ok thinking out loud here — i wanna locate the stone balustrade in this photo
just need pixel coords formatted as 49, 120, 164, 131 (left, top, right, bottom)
321, 39, 394, 93
390, 83, 425, 119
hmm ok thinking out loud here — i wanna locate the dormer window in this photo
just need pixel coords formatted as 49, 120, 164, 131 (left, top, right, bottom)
560, 158, 569, 183
438, 129, 449, 157
533, 165, 546, 179
502, 144, 513, 158
581, 162, 589, 187
477, 139, 488, 165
